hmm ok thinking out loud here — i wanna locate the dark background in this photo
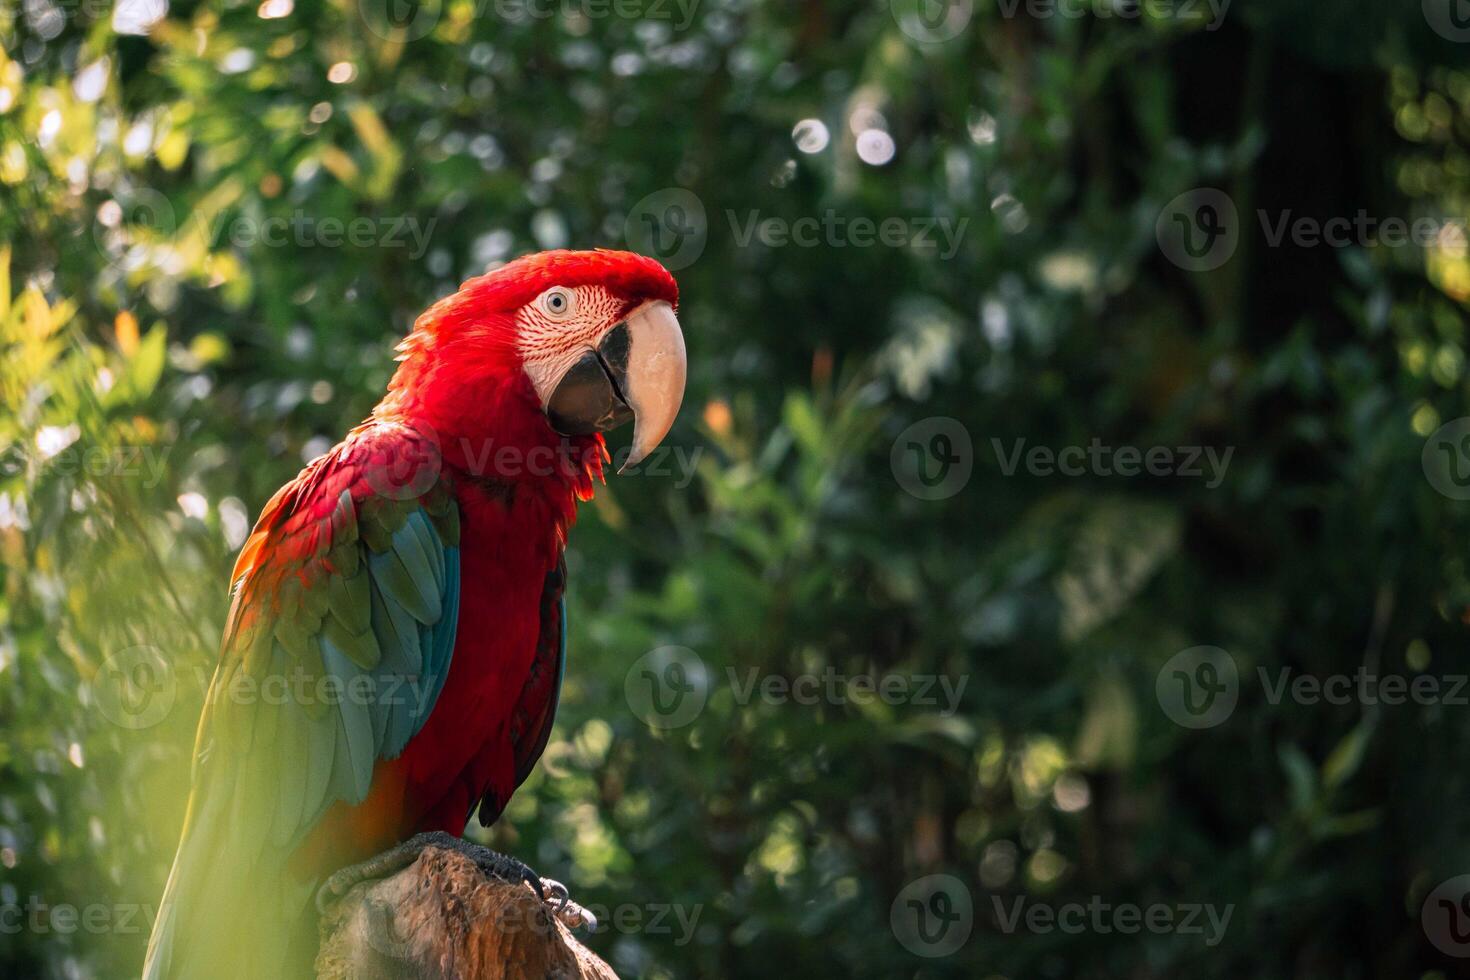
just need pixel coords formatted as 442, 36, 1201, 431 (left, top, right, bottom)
3, 0, 1470, 976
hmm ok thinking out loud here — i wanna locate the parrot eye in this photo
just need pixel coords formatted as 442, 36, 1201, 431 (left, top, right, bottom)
539, 287, 575, 320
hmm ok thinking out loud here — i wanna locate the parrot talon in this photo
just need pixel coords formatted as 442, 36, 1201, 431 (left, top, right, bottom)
541, 881, 597, 932
541, 877, 570, 910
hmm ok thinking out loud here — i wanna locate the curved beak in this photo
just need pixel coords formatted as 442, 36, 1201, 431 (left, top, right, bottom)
545, 300, 686, 473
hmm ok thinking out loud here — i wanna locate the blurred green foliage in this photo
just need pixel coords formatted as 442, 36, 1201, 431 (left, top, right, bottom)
3, 0, 1470, 977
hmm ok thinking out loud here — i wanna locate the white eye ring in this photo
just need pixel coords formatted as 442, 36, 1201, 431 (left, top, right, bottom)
539, 287, 574, 320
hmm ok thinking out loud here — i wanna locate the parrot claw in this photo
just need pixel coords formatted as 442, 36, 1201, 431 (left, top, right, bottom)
541, 877, 570, 909
458, 847, 595, 931
540, 878, 597, 932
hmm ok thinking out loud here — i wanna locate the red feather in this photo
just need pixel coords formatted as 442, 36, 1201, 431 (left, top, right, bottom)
147, 251, 680, 980
295, 250, 674, 871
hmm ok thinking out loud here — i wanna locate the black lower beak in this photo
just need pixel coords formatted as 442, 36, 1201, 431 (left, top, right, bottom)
546, 322, 634, 436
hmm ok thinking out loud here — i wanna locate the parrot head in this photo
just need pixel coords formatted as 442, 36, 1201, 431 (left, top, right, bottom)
380, 249, 685, 483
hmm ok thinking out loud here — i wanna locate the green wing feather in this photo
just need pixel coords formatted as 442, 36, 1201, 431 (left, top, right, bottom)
144, 423, 462, 980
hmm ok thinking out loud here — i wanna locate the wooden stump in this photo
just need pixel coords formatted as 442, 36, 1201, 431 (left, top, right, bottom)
316, 847, 617, 980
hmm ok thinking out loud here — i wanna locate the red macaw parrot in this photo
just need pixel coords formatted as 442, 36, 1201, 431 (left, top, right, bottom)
143, 249, 686, 979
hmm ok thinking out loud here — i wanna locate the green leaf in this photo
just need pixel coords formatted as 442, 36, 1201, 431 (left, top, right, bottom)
1056, 497, 1181, 643
1279, 743, 1317, 813
112, 324, 166, 405
1322, 721, 1375, 790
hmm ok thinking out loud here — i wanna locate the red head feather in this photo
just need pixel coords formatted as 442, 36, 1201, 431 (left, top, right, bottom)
374, 250, 679, 497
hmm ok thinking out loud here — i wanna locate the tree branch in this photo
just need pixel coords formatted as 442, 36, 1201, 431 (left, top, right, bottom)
316, 847, 617, 980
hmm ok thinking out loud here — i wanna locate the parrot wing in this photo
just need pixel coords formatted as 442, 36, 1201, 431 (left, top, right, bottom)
144, 419, 461, 980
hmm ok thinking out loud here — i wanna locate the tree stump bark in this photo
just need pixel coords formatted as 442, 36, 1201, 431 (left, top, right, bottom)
316, 847, 617, 980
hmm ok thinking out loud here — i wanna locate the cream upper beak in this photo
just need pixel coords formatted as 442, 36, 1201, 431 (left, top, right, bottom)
618, 300, 686, 472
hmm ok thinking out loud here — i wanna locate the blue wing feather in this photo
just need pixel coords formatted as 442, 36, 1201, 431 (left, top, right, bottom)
145, 422, 463, 980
